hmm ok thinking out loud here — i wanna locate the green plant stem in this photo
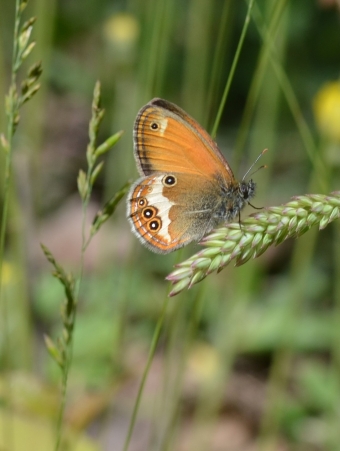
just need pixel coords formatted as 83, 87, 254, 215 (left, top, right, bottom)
54, 357, 70, 451
234, 0, 288, 170
329, 222, 340, 450
0, 2, 22, 449
211, 0, 255, 139
141, 0, 166, 100
258, 228, 319, 450
0, 157, 13, 292
258, 167, 331, 449
248, 0, 328, 190
204, 0, 233, 130
181, 0, 214, 124
0, 0, 21, 304
123, 294, 170, 451
54, 172, 91, 451
158, 290, 206, 451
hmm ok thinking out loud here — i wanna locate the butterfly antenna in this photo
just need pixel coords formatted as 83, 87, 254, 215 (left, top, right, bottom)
242, 148, 267, 181
248, 164, 267, 178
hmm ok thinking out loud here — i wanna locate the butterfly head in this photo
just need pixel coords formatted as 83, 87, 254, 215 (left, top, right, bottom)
239, 178, 256, 202
217, 177, 256, 224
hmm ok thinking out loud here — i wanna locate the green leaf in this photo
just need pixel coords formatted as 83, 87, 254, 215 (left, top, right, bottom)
27, 61, 43, 79
20, 83, 41, 105
44, 335, 63, 367
77, 169, 87, 200
90, 161, 104, 186
0, 134, 9, 152
18, 26, 34, 54
91, 181, 131, 236
88, 81, 104, 150
94, 130, 124, 157
19, 0, 28, 12
21, 41, 36, 61
40, 243, 75, 315
20, 17, 36, 34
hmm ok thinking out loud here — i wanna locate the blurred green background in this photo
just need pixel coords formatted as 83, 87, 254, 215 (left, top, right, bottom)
1, 0, 340, 450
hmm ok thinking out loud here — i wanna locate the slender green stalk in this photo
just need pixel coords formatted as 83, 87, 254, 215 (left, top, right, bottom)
329, 222, 340, 449
0, 0, 21, 305
211, 0, 255, 138
204, 0, 233, 130
53, 94, 124, 451
257, 196, 321, 448
1, 0, 40, 422
122, 294, 171, 451
233, 0, 288, 169
158, 290, 206, 451
152, 0, 176, 95
248, 1, 328, 189
52, 171, 91, 451
54, 357, 71, 451
41, 82, 124, 451
139, 0, 166, 100
181, 0, 215, 124
0, 0, 42, 301
0, 3, 41, 449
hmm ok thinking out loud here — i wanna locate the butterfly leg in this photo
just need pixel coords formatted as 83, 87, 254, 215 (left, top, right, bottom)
248, 202, 263, 210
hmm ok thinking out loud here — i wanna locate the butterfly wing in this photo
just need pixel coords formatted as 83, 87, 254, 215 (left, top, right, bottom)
128, 98, 238, 253
128, 172, 222, 253
133, 98, 235, 182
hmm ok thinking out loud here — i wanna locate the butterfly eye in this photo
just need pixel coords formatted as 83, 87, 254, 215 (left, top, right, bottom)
149, 219, 161, 231
138, 198, 147, 207
142, 207, 157, 219
150, 122, 159, 130
162, 175, 177, 186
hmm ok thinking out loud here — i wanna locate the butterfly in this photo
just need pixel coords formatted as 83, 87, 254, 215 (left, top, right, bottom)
127, 98, 261, 254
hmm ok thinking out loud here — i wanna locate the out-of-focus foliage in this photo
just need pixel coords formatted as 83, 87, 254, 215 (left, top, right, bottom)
1, 0, 340, 450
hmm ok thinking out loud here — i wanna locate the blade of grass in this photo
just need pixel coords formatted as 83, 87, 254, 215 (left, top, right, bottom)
211, 0, 255, 138
181, 0, 215, 125
257, 163, 332, 449
40, 82, 124, 451
122, 293, 171, 451
328, 221, 340, 449
154, 288, 207, 451
0, 1, 42, 449
247, 0, 328, 191
233, 0, 288, 171
0, 0, 21, 308
204, 0, 234, 131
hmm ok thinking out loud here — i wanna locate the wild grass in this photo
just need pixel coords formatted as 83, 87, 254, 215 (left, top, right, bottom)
1, 1, 340, 451
42, 82, 125, 450
168, 192, 340, 296
0, 0, 42, 306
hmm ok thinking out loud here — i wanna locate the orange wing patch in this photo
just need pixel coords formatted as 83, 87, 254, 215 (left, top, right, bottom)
133, 99, 235, 185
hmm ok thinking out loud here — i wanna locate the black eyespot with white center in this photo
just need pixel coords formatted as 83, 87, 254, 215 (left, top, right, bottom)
138, 198, 146, 207
143, 208, 154, 219
149, 220, 160, 231
162, 175, 177, 187
150, 122, 158, 130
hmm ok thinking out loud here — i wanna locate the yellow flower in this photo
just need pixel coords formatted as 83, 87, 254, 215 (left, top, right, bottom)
1, 262, 14, 286
187, 342, 221, 385
313, 80, 340, 142
103, 13, 139, 46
